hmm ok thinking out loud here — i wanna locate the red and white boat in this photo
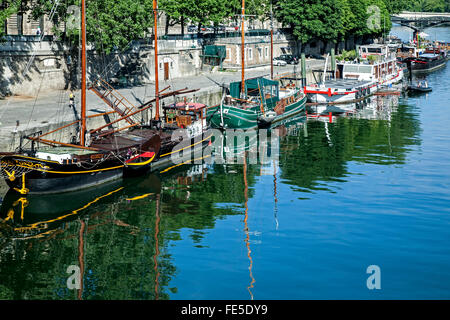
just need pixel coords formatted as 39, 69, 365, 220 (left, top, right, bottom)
304, 44, 404, 104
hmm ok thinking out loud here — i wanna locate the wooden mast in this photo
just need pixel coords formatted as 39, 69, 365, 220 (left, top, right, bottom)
80, 0, 87, 146
153, 0, 160, 121
241, 0, 245, 98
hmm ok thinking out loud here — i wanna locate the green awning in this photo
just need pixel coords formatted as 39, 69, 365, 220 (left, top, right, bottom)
229, 77, 279, 98
202, 45, 226, 59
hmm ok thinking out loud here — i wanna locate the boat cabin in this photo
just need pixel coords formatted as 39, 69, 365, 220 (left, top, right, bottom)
359, 44, 390, 59
337, 44, 400, 83
226, 77, 280, 110
163, 101, 208, 137
396, 45, 419, 59
339, 61, 398, 82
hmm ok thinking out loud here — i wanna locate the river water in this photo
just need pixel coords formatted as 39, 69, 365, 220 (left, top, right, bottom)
0, 26, 449, 300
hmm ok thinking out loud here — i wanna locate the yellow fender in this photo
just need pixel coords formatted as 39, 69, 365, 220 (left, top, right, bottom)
13, 174, 29, 195
4, 169, 16, 182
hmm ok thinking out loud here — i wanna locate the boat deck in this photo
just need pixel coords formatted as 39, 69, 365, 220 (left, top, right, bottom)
36, 147, 99, 155
317, 79, 374, 89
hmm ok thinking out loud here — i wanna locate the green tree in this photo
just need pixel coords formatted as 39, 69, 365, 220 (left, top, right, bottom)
275, 0, 345, 45
0, 0, 21, 40
404, 0, 449, 12
423, 0, 447, 12
160, 0, 270, 33
25, 0, 154, 54
345, 0, 391, 37
382, 0, 412, 13
339, 0, 357, 41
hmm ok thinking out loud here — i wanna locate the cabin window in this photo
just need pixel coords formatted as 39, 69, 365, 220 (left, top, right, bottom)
344, 65, 359, 73
248, 48, 253, 60
367, 48, 382, 53
358, 66, 372, 73
265, 47, 269, 58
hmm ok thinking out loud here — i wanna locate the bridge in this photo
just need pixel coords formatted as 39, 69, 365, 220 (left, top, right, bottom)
391, 11, 450, 32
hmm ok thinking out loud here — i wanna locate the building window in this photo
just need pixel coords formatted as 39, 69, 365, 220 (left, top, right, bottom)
225, 48, 232, 62
16, 13, 23, 35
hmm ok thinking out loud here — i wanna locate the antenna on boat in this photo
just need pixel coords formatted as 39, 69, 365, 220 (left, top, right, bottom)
80, 0, 87, 147
322, 54, 329, 85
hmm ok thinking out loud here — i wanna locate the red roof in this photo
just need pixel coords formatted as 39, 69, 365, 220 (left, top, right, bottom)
173, 102, 207, 110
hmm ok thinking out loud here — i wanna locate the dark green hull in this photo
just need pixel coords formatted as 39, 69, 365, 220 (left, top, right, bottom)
208, 94, 307, 130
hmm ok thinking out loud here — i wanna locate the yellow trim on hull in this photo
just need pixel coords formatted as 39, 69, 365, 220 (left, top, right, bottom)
126, 154, 156, 167
1, 163, 124, 175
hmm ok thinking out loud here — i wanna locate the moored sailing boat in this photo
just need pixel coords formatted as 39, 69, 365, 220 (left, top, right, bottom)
0, 0, 161, 194
207, 0, 306, 129
140, 0, 212, 170
92, 0, 212, 171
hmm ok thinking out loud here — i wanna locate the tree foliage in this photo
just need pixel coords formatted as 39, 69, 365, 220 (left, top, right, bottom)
8, 0, 155, 53
160, 0, 270, 28
3, 0, 443, 53
404, 0, 449, 12
275, 0, 393, 44
0, 0, 21, 40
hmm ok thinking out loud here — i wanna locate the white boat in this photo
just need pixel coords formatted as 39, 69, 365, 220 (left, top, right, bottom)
304, 44, 404, 104
304, 79, 377, 104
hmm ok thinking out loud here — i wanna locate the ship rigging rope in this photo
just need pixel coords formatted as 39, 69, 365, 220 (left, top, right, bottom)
74, 152, 122, 170
22, 0, 60, 77
8, 69, 47, 152
0, 93, 13, 125
24, 69, 46, 134
0, 161, 33, 180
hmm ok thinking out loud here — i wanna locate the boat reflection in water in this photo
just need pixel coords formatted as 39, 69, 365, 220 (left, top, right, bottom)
306, 94, 401, 123
0, 175, 166, 240
0, 95, 421, 299
0, 165, 202, 300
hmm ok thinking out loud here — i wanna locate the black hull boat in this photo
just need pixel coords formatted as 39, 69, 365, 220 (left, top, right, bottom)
0, 0, 212, 195
407, 79, 432, 94
0, 0, 163, 195
407, 85, 432, 93
0, 155, 123, 194
403, 53, 447, 73
0, 132, 161, 194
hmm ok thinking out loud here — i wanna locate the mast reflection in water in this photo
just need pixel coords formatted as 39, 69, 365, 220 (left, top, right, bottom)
0, 93, 427, 299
